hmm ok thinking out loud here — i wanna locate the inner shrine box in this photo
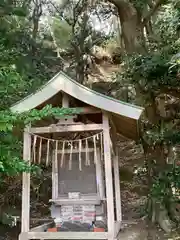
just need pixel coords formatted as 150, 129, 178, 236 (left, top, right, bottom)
50, 147, 106, 229
11, 71, 144, 240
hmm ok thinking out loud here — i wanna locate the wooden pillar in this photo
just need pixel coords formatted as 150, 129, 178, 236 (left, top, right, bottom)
21, 128, 31, 233
102, 113, 115, 240
96, 150, 105, 200
52, 150, 58, 199
113, 148, 122, 222
62, 93, 69, 107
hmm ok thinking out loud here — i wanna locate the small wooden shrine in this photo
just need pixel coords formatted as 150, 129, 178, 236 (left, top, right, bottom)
11, 71, 144, 240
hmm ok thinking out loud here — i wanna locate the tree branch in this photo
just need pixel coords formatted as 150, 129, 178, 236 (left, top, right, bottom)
107, 0, 129, 9
143, 0, 166, 25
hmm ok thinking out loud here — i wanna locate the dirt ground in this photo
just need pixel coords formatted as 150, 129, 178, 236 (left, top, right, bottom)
118, 196, 179, 240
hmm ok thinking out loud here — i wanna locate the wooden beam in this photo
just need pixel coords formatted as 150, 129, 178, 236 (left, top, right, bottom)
96, 149, 105, 200
114, 221, 121, 238
102, 113, 115, 240
52, 151, 58, 200
21, 127, 31, 233
19, 232, 28, 240
18, 218, 54, 222
57, 148, 95, 154
27, 231, 108, 239
30, 222, 53, 232
61, 107, 101, 115
30, 124, 103, 133
79, 107, 101, 114
109, 115, 117, 155
49, 197, 101, 205
113, 149, 122, 222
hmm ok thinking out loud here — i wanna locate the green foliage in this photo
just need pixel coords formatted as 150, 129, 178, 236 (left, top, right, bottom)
154, 3, 180, 44
118, 45, 180, 208
114, 0, 180, 221
55, 0, 109, 81
145, 129, 180, 146
119, 45, 180, 92
0, 126, 38, 176
0, 66, 27, 109
0, 0, 28, 17
1, 105, 82, 127
52, 18, 72, 49
0, 0, 83, 177
151, 164, 180, 205
0, 105, 82, 176
131, 0, 149, 12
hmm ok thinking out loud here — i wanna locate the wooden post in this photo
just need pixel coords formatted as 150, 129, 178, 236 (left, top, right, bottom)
62, 93, 69, 107
96, 149, 105, 200
113, 148, 122, 222
30, 124, 103, 133
102, 113, 115, 240
21, 128, 31, 233
52, 150, 58, 199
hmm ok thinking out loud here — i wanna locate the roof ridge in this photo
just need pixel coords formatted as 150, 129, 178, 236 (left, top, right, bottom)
11, 71, 144, 111
60, 71, 144, 111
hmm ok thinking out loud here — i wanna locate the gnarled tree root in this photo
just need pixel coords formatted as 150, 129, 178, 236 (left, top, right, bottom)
149, 199, 173, 233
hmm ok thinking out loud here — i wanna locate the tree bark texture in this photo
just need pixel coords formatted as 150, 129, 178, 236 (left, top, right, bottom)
109, 0, 146, 53
108, 0, 166, 53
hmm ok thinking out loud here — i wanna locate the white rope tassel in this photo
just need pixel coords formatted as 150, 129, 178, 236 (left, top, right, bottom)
69, 141, 73, 170
32, 135, 37, 163
46, 140, 50, 166
38, 138, 42, 164
93, 135, 97, 164
26, 131, 104, 167
85, 139, 90, 166
79, 139, 82, 171
61, 141, 65, 168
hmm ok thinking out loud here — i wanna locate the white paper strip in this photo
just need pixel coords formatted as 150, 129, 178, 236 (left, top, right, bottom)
33, 135, 37, 163
93, 135, 97, 164
61, 141, 65, 168
38, 138, 42, 164
69, 141, 73, 170
46, 140, 50, 166
85, 139, 90, 166
79, 140, 82, 171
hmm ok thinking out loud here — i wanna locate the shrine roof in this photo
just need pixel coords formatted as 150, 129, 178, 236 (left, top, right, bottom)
10, 71, 144, 140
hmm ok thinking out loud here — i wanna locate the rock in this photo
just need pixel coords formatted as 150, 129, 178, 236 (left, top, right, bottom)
118, 224, 147, 240
0, 206, 20, 227
158, 209, 172, 233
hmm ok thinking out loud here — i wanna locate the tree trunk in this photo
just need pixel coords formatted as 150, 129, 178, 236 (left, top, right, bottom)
143, 143, 173, 233
145, 20, 153, 37
142, 92, 174, 232
109, 0, 146, 53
